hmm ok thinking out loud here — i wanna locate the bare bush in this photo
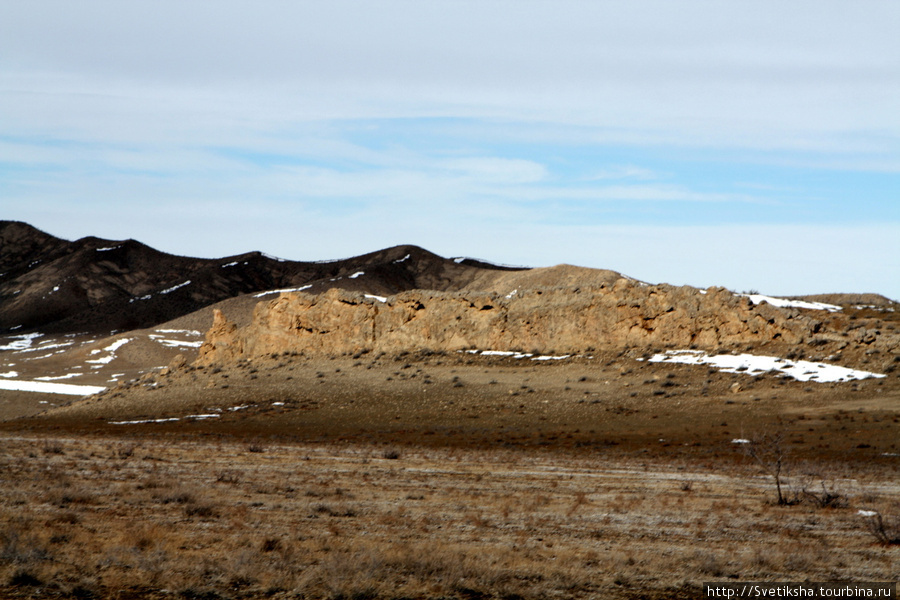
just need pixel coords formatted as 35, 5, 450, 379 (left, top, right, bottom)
859, 511, 900, 546
800, 479, 848, 509
744, 430, 799, 506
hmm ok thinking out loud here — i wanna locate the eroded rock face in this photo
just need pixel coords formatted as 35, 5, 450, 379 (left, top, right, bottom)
196, 282, 898, 367
198, 309, 242, 363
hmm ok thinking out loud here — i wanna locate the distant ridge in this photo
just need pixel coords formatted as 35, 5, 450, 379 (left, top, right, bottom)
0, 221, 526, 334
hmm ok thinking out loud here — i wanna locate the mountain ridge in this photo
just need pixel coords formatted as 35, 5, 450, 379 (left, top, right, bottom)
0, 221, 526, 334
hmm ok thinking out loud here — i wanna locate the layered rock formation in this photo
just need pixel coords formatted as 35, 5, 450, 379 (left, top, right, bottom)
198, 280, 899, 368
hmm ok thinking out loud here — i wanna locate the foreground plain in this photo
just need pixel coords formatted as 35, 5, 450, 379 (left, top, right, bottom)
1, 426, 898, 599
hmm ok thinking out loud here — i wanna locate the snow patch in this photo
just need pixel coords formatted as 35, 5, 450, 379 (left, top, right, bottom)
35, 373, 83, 381
365, 294, 387, 303
159, 280, 191, 294
0, 371, 18, 378
648, 350, 885, 383
394, 254, 410, 263
0, 379, 105, 396
155, 329, 201, 336
222, 261, 239, 267
102, 338, 131, 353
86, 338, 131, 365
731, 439, 751, 444
111, 417, 180, 425
466, 349, 574, 361
348, 271, 364, 279
155, 339, 203, 348
15, 341, 75, 354
505, 289, 518, 299
0, 333, 44, 351
254, 284, 312, 298
739, 293, 842, 312
96, 246, 119, 252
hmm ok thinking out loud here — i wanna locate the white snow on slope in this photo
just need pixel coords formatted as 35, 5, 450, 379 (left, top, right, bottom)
740, 294, 842, 312
394, 254, 410, 263
348, 271, 365, 279
0, 371, 18, 378
153, 338, 203, 348
466, 350, 573, 361
110, 417, 180, 425
0, 379, 105, 396
35, 373, 83, 381
155, 329, 201, 336
365, 294, 387, 303
110, 413, 220, 425
0, 333, 43, 351
86, 338, 131, 365
14, 341, 75, 354
159, 280, 191, 294
254, 285, 312, 298
648, 350, 884, 383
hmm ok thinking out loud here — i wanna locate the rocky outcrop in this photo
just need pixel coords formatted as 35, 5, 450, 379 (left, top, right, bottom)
198, 309, 242, 363
197, 281, 899, 367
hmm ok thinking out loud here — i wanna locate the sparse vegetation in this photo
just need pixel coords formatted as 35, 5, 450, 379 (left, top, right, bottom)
0, 434, 897, 599
744, 430, 798, 506
859, 510, 900, 546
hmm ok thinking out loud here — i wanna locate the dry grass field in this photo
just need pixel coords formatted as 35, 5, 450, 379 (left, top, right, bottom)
1, 432, 898, 600
2, 347, 899, 599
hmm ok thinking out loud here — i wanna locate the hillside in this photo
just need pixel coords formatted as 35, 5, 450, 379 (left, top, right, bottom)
0, 221, 524, 334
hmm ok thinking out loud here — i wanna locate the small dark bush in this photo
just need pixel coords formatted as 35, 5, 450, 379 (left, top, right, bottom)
184, 503, 218, 519
9, 570, 42, 587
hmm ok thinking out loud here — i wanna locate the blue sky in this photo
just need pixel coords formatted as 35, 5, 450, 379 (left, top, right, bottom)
2, 1, 899, 298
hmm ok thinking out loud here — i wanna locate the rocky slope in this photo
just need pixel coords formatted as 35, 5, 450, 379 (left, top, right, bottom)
0, 221, 524, 334
198, 279, 900, 370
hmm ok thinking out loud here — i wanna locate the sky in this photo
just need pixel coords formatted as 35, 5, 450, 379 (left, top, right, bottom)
2, 1, 899, 299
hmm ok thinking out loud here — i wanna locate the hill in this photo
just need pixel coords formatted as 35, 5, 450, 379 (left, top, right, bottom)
0, 221, 524, 335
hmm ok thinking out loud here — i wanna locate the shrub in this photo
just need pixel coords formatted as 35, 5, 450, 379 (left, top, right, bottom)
859, 510, 900, 546
800, 480, 847, 509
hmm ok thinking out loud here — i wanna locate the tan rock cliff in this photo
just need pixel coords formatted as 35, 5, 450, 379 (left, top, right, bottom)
197, 281, 898, 367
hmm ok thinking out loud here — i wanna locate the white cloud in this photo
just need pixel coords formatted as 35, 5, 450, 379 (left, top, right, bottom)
2, 1, 898, 301
1, 1, 898, 155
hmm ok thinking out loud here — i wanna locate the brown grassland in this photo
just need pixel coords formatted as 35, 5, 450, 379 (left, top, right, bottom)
1, 351, 899, 599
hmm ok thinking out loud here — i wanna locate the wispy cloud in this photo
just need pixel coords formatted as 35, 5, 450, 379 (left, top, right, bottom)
2, 1, 898, 298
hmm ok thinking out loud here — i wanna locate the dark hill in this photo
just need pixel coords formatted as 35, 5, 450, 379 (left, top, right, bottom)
0, 221, 526, 334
